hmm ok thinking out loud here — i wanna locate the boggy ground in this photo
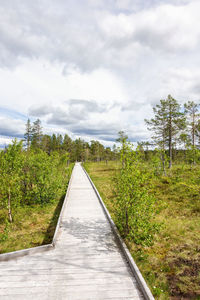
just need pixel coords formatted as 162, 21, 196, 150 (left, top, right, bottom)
0, 194, 65, 254
84, 161, 200, 300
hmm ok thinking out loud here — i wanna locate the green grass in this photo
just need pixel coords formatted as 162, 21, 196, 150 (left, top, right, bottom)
84, 161, 200, 300
0, 194, 65, 254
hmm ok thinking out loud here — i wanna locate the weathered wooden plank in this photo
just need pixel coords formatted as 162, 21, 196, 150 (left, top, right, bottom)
0, 274, 136, 283
0, 286, 142, 297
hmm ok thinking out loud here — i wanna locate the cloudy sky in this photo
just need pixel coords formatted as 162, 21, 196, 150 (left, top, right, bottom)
0, 0, 200, 147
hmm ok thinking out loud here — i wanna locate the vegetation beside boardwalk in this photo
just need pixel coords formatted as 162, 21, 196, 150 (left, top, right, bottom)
0, 140, 73, 253
0, 201, 64, 253
0, 117, 114, 253
1, 95, 200, 298
84, 160, 200, 300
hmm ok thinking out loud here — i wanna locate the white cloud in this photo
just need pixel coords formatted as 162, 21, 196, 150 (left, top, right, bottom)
0, 136, 18, 148
0, 0, 200, 145
98, 1, 200, 54
0, 117, 25, 137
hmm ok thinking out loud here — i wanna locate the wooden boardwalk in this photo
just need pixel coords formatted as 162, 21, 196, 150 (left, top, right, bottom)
0, 163, 144, 300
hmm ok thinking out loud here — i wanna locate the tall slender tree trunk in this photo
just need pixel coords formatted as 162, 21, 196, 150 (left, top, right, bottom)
161, 134, 166, 175
8, 187, 13, 223
168, 107, 172, 169
169, 142, 172, 168
192, 114, 195, 147
161, 152, 166, 176
192, 112, 195, 165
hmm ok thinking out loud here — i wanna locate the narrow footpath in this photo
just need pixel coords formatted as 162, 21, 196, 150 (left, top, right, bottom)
0, 163, 144, 300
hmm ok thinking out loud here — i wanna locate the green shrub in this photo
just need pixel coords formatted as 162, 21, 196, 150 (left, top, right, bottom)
114, 143, 159, 246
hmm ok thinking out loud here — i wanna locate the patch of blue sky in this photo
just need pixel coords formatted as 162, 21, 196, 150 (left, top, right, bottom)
0, 106, 28, 121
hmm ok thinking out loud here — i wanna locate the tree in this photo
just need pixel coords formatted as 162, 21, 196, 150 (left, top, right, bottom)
50, 134, 58, 152
145, 95, 186, 168
104, 147, 112, 164
112, 144, 119, 160
184, 101, 199, 148
63, 134, 73, 155
114, 138, 159, 245
90, 140, 102, 162
31, 119, 43, 149
72, 138, 86, 161
56, 134, 63, 152
0, 140, 24, 222
41, 134, 51, 154
116, 131, 128, 168
24, 119, 32, 149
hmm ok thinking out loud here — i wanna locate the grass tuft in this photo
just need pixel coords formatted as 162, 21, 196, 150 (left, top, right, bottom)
84, 161, 200, 299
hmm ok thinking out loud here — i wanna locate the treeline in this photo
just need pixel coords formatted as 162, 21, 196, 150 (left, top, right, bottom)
145, 95, 200, 168
144, 95, 200, 169
24, 119, 117, 162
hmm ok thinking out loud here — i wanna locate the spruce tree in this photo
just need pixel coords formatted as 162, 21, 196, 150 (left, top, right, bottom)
24, 119, 32, 149
63, 134, 72, 153
51, 134, 58, 152
31, 119, 43, 149
145, 95, 185, 168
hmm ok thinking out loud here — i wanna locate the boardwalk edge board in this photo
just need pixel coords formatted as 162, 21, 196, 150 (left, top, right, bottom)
52, 164, 74, 246
82, 165, 155, 300
0, 165, 75, 262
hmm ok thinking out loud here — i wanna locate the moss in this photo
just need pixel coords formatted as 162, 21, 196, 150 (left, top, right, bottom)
85, 161, 200, 299
0, 194, 65, 253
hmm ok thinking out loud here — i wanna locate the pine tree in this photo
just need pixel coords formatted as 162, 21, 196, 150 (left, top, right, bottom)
41, 134, 51, 154
145, 95, 186, 168
116, 131, 129, 168
31, 119, 43, 149
56, 134, 63, 151
184, 101, 199, 147
63, 134, 73, 153
24, 119, 32, 149
51, 134, 58, 152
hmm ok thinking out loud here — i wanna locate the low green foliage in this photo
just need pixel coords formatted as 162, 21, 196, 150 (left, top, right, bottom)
0, 140, 24, 221
85, 161, 200, 299
114, 144, 159, 245
0, 140, 73, 253
0, 140, 72, 223
0, 200, 66, 253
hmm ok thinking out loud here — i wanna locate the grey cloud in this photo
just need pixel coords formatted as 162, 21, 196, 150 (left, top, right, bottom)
68, 120, 121, 141
72, 127, 117, 136
0, 0, 105, 71
98, 135, 118, 142
29, 99, 109, 126
0, 0, 195, 72
28, 99, 149, 143
191, 84, 200, 95
29, 105, 53, 117
0, 128, 23, 138
47, 110, 79, 126
134, 28, 172, 52
67, 99, 106, 113
70, 122, 148, 143
0, 118, 24, 138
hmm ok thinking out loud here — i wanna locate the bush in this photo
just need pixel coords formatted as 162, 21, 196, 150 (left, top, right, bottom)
114, 143, 159, 246
0, 140, 71, 222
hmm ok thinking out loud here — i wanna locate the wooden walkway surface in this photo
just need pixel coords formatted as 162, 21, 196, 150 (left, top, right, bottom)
0, 163, 144, 300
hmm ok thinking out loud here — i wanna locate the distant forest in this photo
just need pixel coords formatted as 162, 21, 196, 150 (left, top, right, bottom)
24, 118, 117, 162
21, 94, 200, 166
